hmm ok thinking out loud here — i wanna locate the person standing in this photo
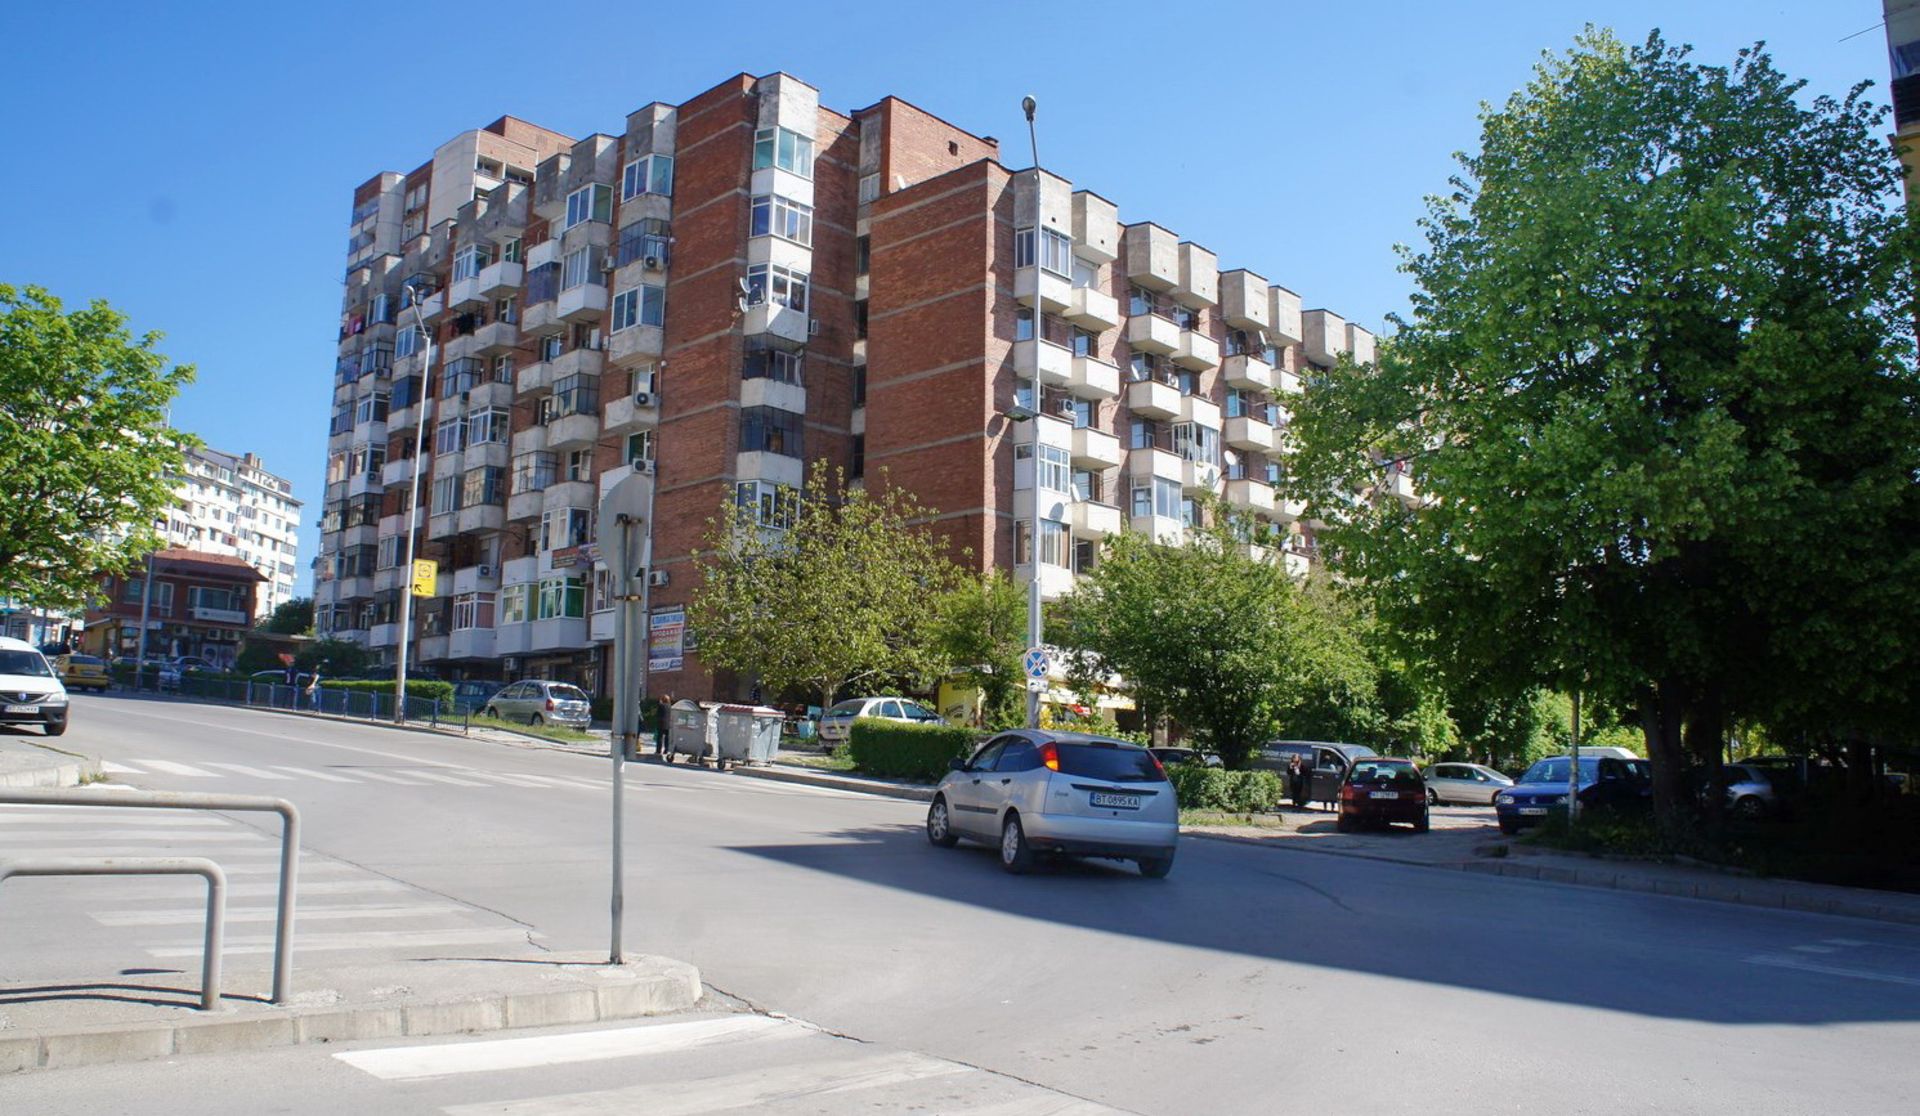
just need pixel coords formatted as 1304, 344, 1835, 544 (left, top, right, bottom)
652, 694, 672, 758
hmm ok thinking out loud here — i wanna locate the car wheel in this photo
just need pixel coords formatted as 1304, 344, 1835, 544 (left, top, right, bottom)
926, 796, 958, 848
1415, 809, 1431, 833
1137, 851, 1175, 879
530, 714, 543, 727
1734, 795, 1765, 821
1498, 818, 1519, 835
482, 706, 499, 719
1428, 787, 1441, 806
1335, 813, 1355, 833
45, 721, 67, 737
1000, 813, 1035, 875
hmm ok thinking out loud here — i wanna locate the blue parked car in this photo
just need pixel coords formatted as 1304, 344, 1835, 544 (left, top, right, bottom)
1493, 755, 1653, 834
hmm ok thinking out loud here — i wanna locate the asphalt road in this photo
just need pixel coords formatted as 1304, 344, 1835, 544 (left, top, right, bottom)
6, 695, 1920, 1114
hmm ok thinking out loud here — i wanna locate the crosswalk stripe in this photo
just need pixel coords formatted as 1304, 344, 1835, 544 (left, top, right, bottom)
99, 761, 143, 774
400, 770, 490, 788
200, 762, 294, 780
954, 1097, 1127, 1115
96, 902, 464, 926
138, 760, 219, 777
112, 879, 411, 900
469, 772, 563, 788
336, 1015, 793, 1081
348, 769, 434, 785
0, 829, 264, 843
0, 814, 236, 826
149, 927, 532, 958
268, 765, 360, 782
440, 1050, 973, 1116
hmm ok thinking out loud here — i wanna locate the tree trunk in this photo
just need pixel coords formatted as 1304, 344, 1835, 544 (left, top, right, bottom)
1685, 692, 1726, 841
1640, 681, 1690, 835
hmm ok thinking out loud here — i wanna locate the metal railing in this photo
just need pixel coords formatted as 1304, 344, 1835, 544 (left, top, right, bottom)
0, 788, 299, 1004
0, 857, 226, 1010
109, 672, 454, 727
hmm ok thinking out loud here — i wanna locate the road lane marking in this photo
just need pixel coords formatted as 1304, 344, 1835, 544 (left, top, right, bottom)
96, 902, 463, 926
0, 814, 235, 826
400, 770, 490, 788
467, 772, 563, 788
149, 927, 534, 957
1824, 938, 1868, 947
268, 765, 360, 782
1791, 944, 1838, 954
200, 762, 294, 780
439, 1049, 974, 1115
110, 880, 412, 900
100, 761, 143, 774
1747, 954, 1920, 986
0, 829, 263, 843
348, 769, 435, 785
138, 760, 219, 777
335, 1015, 795, 1080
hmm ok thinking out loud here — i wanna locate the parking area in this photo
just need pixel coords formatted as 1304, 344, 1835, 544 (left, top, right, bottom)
1184, 803, 1507, 867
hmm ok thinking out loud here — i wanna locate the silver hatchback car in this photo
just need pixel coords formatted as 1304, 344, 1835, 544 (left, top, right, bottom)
482, 679, 592, 728
926, 730, 1179, 878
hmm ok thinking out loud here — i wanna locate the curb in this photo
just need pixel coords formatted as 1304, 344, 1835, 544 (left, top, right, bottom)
1456, 859, 1920, 927
0, 955, 702, 1075
732, 764, 935, 802
0, 751, 101, 790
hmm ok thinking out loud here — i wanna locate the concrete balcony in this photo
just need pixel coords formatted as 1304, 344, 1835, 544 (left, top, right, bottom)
1064, 287, 1120, 332
1273, 496, 1307, 523
590, 608, 616, 643
341, 524, 378, 550
335, 575, 372, 601
1123, 224, 1178, 291
1127, 514, 1183, 545
368, 623, 398, 649
1070, 426, 1123, 470
529, 616, 591, 652
546, 412, 599, 451
464, 380, 513, 413
1269, 286, 1304, 346
1072, 500, 1121, 539
602, 390, 660, 435
1348, 324, 1377, 367
521, 299, 560, 336
346, 470, 381, 499
743, 302, 809, 347
510, 426, 548, 457
479, 260, 523, 297
494, 619, 530, 656
1126, 314, 1179, 356
516, 359, 554, 396
1125, 447, 1184, 484
1224, 415, 1275, 453
1015, 268, 1071, 315
541, 480, 596, 514
428, 511, 458, 540
1072, 191, 1120, 263
452, 564, 502, 594
448, 273, 488, 311
1222, 354, 1274, 392
1126, 378, 1180, 420
1283, 550, 1312, 578
457, 504, 505, 535
1183, 457, 1222, 493
1173, 242, 1217, 309
1068, 355, 1120, 400
1275, 367, 1304, 396
473, 320, 518, 355
557, 283, 608, 323
1225, 478, 1275, 514
1016, 561, 1076, 603
608, 324, 664, 363
1172, 330, 1220, 372
1388, 472, 1419, 506
1220, 270, 1270, 332
1013, 339, 1073, 388
1181, 395, 1222, 429
416, 635, 449, 663
550, 347, 604, 381
507, 489, 545, 523
1302, 309, 1349, 367
448, 627, 497, 660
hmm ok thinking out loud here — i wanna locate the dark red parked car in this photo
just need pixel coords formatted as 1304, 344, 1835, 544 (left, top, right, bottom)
1336, 758, 1430, 832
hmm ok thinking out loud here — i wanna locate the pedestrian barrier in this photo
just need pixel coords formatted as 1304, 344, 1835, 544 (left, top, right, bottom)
108, 671, 454, 728
0, 857, 226, 1010
0, 788, 300, 1003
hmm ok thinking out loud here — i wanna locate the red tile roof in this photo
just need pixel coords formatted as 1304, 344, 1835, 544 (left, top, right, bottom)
148, 548, 268, 580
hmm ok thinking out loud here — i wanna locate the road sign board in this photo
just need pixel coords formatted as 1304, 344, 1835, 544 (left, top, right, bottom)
410, 559, 438, 598
1022, 646, 1051, 680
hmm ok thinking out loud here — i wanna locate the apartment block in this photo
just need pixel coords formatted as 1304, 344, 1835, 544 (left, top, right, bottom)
160, 446, 303, 618
83, 549, 264, 669
313, 73, 1380, 702
1887, 1, 1920, 193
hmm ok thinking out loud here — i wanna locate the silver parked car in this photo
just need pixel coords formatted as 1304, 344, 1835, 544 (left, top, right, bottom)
1422, 762, 1514, 806
816, 695, 943, 747
482, 680, 592, 728
926, 730, 1178, 878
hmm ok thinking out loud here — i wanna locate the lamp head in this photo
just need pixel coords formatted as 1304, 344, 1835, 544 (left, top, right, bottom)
1021, 95, 1037, 121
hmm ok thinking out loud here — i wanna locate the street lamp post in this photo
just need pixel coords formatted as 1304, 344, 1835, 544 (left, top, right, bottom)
1022, 94, 1043, 731
393, 285, 436, 721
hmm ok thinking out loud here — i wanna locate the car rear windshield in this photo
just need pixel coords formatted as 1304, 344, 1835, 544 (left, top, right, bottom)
1350, 761, 1421, 787
0, 651, 53, 677
1055, 742, 1167, 783
550, 685, 590, 703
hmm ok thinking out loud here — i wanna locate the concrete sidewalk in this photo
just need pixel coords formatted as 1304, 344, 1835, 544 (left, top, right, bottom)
0, 950, 701, 1074
0, 737, 99, 789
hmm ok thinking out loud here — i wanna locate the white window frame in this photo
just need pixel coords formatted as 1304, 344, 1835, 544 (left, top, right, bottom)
564, 183, 610, 230
749, 194, 813, 246
745, 263, 808, 312
753, 126, 814, 178
620, 154, 675, 200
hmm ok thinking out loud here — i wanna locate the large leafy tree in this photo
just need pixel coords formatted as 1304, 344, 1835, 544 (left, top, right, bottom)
1057, 513, 1303, 768
1286, 30, 1920, 827
931, 571, 1027, 729
259, 596, 314, 635
689, 462, 961, 709
0, 286, 195, 609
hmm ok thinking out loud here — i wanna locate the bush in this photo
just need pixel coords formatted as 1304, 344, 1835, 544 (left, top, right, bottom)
590, 697, 613, 723
320, 678, 455, 703
846, 718, 981, 782
1170, 765, 1286, 813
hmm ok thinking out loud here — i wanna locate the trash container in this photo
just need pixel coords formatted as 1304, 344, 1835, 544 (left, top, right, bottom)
666, 699, 717, 765
714, 704, 784, 767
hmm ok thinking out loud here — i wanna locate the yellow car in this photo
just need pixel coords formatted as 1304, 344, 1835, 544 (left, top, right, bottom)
57, 653, 110, 693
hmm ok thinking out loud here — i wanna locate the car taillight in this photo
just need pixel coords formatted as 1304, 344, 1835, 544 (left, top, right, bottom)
1040, 742, 1059, 772
1341, 784, 1363, 800
546, 698, 556, 711
1149, 752, 1166, 777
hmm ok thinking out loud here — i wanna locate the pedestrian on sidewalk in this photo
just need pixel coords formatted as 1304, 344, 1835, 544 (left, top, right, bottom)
652, 693, 673, 758
1288, 754, 1308, 811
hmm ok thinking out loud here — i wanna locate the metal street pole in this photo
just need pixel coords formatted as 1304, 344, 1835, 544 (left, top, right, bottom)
1022, 94, 1043, 731
598, 464, 655, 966
394, 285, 436, 722
134, 551, 154, 689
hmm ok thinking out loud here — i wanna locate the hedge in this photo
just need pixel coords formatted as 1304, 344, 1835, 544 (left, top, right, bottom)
1169, 766, 1287, 813
319, 678, 455, 703
846, 718, 981, 783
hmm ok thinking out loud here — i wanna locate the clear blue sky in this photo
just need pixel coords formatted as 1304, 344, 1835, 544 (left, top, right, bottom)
0, 1, 1891, 597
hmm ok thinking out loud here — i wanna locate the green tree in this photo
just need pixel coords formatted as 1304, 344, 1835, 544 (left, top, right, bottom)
931, 571, 1027, 729
0, 286, 195, 609
1286, 30, 1920, 828
295, 637, 370, 677
689, 462, 961, 709
1057, 511, 1301, 768
259, 597, 314, 635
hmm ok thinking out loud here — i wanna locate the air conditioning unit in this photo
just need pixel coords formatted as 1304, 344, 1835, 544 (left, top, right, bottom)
634, 459, 656, 476
633, 391, 652, 406
477, 563, 493, 578
647, 570, 670, 588
643, 255, 661, 269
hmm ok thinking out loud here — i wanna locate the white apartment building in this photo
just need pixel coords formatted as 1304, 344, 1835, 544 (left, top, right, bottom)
159, 446, 303, 618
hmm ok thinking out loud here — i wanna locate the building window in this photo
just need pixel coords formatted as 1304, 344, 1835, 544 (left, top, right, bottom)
1016, 443, 1071, 493
734, 480, 798, 530
1131, 477, 1181, 520
552, 374, 598, 419
461, 466, 505, 508
626, 431, 653, 466
615, 219, 672, 269
1173, 421, 1220, 467
857, 173, 879, 204
502, 238, 523, 264
431, 474, 461, 516
745, 263, 808, 312
749, 194, 814, 245
526, 262, 559, 305
499, 584, 529, 625
611, 284, 665, 331
495, 297, 517, 325
567, 449, 592, 482
855, 236, 870, 276
435, 416, 467, 456
753, 126, 814, 178
1072, 329, 1097, 358
562, 247, 600, 291
1015, 227, 1073, 278
536, 576, 587, 620
620, 154, 675, 200
538, 334, 564, 362
442, 357, 484, 397
742, 339, 803, 384
1067, 398, 1093, 429
739, 405, 804, 458
539, 508, 592, 552
851, 434, 865, 478
452, 244, 492, 282
492, 354, 515, 382
452, 592, 495, 630
121, 579, 175, 610
564, 183, 612, 230
1016, 519, 1070, 568
377, 536, 403, 569
395, 325, 423, 358
513, 451, 558, 494
354, 391, 390, 426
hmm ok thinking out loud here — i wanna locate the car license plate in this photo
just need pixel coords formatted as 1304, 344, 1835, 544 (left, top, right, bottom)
5, 704, 37, 714
1519, 806, 1547, 816
1090, 791, 1140, 810
1369, 791, 1399, 800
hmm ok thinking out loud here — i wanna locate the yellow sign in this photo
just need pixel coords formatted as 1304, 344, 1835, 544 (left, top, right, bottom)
410, 559, 438, 598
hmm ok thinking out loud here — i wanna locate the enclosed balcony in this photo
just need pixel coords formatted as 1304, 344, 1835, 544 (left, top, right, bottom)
452, 564, 502, 594
1220, 270, 1270, 332
1126, 377, 1180, 420
1126, 314, 1179, 356
529, 617, 591, 652
1224, 415, 1275, 453
1222, 354, 1273, 392
1173, 243, 1217, 309
1067, 355, 1120, 400
1125, 447, 1184, 484
1013, 339, 1073, 388
1070, 426, 1123, 470
1123, 224, 1178, 291
1065, 287, 1120, 331
1172, 330, 1219, 372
